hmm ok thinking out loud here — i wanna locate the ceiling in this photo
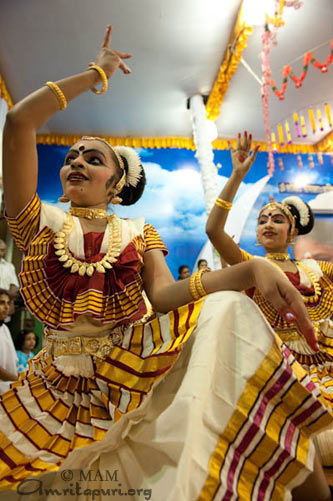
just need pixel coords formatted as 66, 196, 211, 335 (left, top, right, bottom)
0, 0, 332, 145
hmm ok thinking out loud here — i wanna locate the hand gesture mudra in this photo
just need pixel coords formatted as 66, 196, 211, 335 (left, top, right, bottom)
227, 131, 260, 179
89, 25, 132, 80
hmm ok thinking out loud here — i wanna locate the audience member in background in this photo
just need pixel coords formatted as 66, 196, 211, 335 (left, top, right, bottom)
15, 330, 38, 372
0, 239, 19, 296
0, 289, 18, 393
197, 258, 209, 270
177, 264, 191, 280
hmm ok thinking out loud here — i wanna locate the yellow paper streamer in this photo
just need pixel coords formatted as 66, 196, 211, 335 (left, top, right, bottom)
308, 108, 316, 134
0, 73, 13, 109
325, 103, 332, 127
285, 121, 292, 144
277, 124, 285, 145
300, 115, 307, 138
317, 108, 324, 131
206, 4, 253, 121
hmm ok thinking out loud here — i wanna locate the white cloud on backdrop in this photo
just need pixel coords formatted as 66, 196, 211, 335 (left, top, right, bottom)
308, 191, 333, 210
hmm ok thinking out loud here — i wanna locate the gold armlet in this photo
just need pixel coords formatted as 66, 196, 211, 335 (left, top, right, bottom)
45, 81, 67, 110
215, 198, 232, 210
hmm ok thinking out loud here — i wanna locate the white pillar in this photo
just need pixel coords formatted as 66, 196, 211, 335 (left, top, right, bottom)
0, 97, 8, 178
190, 95, 218, 215
190, 95, 220, 269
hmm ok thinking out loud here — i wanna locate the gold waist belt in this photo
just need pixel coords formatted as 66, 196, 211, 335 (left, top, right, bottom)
45, 328, 124, 360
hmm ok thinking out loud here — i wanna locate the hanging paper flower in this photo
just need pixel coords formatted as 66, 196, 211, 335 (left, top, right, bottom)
297, 155, 303, 168
317, 152, 324, 165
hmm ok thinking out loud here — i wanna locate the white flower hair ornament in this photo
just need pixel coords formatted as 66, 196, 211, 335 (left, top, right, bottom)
283, 196, 310, 227
282, 196, 314, 235
113, 146, 143, 188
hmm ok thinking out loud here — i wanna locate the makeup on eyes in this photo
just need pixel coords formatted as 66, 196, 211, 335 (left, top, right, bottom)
65, 148, 107, 165
258, 213, 287, 224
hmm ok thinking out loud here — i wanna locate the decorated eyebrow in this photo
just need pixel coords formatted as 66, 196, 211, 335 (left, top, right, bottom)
65, 149, 107, 160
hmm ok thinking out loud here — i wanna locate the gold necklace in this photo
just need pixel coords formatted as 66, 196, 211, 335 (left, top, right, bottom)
295, 261, 321, 304
54, 214, 122, 276
265, 258, 321, 304
69, 207, 107, 220
265, 252, 290, 261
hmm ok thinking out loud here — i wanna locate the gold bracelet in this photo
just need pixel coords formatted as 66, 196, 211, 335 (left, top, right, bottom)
215, 198, 232, 210
45, 81, 67, 110
189, 274, 200, 301
88, 65, 108, 95
189, 268, 210, 301
194, 268, 209, 297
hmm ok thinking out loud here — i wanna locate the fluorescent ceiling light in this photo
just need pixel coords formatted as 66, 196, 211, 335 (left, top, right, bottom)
242, 0, 276, 25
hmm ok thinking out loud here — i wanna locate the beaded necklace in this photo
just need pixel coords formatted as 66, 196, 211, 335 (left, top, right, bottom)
54, 214, 121, 276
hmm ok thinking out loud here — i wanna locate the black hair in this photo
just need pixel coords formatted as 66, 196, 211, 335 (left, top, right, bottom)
0, 289, 10, 300
14, 330, 38, 351
178, 265, 190, 274
198, 259, 208, 267
119, 155, 146, 206
111, 153, 146, 206
284, 199, 314, 235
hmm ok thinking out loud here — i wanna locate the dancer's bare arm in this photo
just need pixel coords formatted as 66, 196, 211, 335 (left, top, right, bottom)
3, 25, 131, 217
206, 131, 259, 265
142, 250, 319, 352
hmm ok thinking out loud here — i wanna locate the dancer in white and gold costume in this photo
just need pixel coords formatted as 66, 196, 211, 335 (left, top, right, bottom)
0, 30, 331, 501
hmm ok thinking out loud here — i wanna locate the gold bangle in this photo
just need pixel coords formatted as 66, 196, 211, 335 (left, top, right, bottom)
194, 268, 209, 297
215, 198, 232, 210
45, 81, 67, 110
189, 274, 200, 301
88, 65, 108, 95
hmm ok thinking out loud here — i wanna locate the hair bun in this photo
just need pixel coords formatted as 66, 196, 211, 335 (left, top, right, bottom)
113, 146, 143, 188
112, 147, 146, 206
282, 196, 314, 235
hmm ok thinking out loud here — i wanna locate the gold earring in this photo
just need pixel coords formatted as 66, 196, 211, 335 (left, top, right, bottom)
255, 241, 263, 246
111, 196, 122, 205
58, 195, 70, 203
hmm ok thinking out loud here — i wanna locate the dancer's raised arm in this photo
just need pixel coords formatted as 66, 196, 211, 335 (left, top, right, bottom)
3, 25, 131, 217
206, 131, 259, 264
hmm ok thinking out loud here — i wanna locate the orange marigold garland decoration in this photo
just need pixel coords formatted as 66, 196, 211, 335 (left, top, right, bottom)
271, 40, 333, 100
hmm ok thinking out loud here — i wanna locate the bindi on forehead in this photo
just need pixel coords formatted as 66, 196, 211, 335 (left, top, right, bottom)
78, 144, 86, 152
261, 209, 286, 218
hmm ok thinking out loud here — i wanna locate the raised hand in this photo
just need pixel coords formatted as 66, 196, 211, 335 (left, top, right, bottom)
89, 25, 132, 79
227, 131, 260, 179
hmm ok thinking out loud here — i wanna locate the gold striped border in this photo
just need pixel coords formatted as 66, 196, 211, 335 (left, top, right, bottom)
198, 343, 332, 500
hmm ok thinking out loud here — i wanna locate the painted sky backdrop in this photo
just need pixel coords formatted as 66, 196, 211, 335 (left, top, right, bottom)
37, 144, 333, 278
